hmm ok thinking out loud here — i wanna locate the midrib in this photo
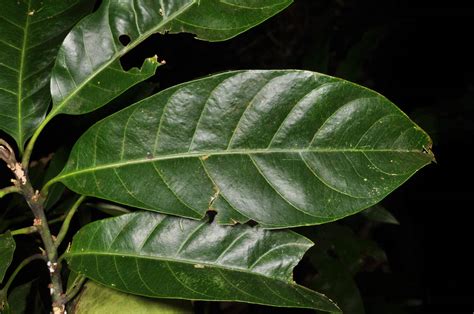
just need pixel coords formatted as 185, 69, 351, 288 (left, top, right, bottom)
49, 0, 195, 118
17, 0, 32, 148
54, 147, 425, 182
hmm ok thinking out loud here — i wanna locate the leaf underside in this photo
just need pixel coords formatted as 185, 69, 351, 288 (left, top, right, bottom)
0, 0, 92, 148
49, 0, 291, 118
66, 212, 339, 312
55, 70, 433, 228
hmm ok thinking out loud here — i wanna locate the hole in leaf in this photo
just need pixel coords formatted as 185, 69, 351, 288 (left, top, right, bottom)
119, 34, 131, 46
246, 220, 258, 227
206, 210, 216, 223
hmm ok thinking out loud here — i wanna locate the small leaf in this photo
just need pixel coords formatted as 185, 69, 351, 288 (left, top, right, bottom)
71, 281, 193, 314
0, 0, 93, 149
53, 70, 434, 228
361, 205, 399, 225
48, 0, 290, 118
0, 232, 15, 283
66, 212, 339, 312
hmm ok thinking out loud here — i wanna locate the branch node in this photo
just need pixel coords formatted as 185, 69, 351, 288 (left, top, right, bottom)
32, 190, 40, 202
33, 218, 43, 226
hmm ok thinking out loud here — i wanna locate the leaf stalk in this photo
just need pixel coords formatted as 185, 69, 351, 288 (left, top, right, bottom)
55, 195, 86, 249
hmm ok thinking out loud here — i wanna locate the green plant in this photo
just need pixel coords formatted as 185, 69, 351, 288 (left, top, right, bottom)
0, 1, 434, 313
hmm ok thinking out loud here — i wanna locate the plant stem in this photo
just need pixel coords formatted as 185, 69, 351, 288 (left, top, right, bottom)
22, 180, 66, 313
11, 225, 38, 236
48, 214, 67, 225
0, 186, 21, 198
55, 196, 86, 249
21, 113, 54, 167
64, 275, 86, 303
1, 139, 67, 314
1, 254, 46, 293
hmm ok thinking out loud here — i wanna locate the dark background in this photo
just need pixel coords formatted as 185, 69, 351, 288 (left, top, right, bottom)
128, 2, 474, 312
1, 1, 473, 313
118, 1, 474, 312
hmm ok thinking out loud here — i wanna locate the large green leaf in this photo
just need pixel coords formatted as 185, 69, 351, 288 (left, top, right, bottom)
66, 212, 339, 312
0, 0, 93, 149
53, 70, 434, 228
0, 232, 15, 284
48, 0, 291, 118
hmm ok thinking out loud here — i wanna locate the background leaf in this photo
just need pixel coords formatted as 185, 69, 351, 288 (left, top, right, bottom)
66, 211, 339, 312
0, 0, 93, 149
309, 253, 365, 314
0, 232, 15, 284
361, 204, 399, 225
54, 70, 433, 228
48, 0, 291, 118
71, 281, 193, 314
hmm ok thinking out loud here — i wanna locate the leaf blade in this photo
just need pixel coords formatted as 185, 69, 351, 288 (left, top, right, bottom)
0, 0, 93, 148
48, 0, 291, 117
66, 211, 339, 312
54, 70, 433, 228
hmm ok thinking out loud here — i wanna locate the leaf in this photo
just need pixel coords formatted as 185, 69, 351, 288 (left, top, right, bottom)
66, 211, 339, 312
53, 70, 434, 228
6, 280, 32, 314
308, 253, 365, 314
305, 224, 387, 275
48, 0, 291, 118
361, 205, 399, 225
42, 148, 69, 210
167, 0, 293, 41
0, 0, 93, 149
0, 232, 15, 284
71, 281, 193, 314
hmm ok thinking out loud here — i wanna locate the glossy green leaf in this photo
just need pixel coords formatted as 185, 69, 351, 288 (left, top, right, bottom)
53, 70, 434, 228
48, 0, 290, 118
66, 212, 339, 312
0, 232, 15, 283
361, 205, 399, 225
71, 281, 193, 314
168, 0, 293, 41
0, 0, 93, 149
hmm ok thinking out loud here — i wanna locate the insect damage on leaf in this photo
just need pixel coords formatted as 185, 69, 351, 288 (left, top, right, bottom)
208, 186, 220, 211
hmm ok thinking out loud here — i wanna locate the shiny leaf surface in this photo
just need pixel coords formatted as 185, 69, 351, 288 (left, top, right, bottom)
49, 0, 290, 117
0, 0, 92, 149
66, 212, 339, 312
54, 70, 433, 228
0, 232, 15, 283
72, 281, 193, 314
